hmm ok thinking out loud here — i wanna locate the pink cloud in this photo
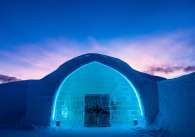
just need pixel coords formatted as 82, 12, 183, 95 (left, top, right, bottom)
0, 31, 195, 79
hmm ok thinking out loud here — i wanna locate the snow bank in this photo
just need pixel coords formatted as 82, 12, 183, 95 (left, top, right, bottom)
157, 72, 195, 137
0, 80, 36, 128
0, 81, 27, 127
0, 128, 168, 137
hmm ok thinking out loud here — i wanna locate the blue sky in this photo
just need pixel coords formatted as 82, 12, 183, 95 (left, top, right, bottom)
0, 0, 195, 79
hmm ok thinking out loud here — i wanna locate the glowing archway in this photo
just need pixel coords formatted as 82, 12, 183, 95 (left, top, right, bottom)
51, 61, 145, 128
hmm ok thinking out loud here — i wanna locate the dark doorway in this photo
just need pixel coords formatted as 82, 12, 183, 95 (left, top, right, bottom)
84, 94, 110, 127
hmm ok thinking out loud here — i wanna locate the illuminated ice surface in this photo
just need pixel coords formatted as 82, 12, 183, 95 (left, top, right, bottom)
51, 62, 145, 128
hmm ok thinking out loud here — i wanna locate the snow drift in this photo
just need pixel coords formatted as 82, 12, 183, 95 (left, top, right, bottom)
157, 72, 195, 137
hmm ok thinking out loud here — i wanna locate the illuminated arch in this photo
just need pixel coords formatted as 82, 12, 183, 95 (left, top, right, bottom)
51, 61, 145, 128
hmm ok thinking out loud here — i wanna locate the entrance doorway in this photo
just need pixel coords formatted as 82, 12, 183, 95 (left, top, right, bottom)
84, 94, 110, 127
51, 62, 145, 128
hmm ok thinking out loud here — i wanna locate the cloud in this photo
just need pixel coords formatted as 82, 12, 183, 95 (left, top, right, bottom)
145, 65, 195, 78
0, 30, 195, 79
184, 66, 195, 72
0, 74, 20, 84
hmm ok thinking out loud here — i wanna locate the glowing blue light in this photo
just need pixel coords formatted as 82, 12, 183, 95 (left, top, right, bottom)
61, 107, 68, 118
118, 75, 144, 116
51, 67, 82, 120
96, 63, 144, 116
51, 61, 144, 126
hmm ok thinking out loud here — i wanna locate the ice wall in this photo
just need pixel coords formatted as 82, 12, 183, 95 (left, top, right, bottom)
157, 72, 195, 137
0, 81, 28, 127
52, 62, 143, 128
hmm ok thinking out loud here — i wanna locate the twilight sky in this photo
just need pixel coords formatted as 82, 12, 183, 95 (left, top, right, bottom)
0, 0, 195, 79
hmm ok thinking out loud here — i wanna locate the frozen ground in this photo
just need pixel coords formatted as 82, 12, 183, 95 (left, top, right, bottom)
0, 128, 171, 137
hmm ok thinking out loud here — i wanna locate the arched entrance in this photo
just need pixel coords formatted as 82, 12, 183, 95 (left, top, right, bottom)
51, 61, 145, 128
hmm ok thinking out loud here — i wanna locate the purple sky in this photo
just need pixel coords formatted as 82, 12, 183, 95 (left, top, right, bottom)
1, 30, 195, 79
0, 0, 195, 79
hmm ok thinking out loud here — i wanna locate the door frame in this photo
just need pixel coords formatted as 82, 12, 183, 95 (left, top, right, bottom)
84, 94, 110, 127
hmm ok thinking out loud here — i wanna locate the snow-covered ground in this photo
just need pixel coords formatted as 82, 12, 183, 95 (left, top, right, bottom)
0, 128, 170, 137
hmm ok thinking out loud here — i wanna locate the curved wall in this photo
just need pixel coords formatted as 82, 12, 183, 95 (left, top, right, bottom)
25, 54, 160, 127
51, 62, 145, 128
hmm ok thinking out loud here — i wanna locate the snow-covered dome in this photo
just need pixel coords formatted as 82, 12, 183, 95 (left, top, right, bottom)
24, 53, 163, 127
0, 53, 195, 136
0, 53, 162, 128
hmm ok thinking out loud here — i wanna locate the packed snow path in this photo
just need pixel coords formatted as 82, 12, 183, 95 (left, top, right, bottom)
0, 128, 170, 137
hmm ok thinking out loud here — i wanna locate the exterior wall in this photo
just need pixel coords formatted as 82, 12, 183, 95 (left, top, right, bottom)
157, 73, 195, 137
0, 80, 32, 127
25, 81, 53, 126
25, 54, 161, 127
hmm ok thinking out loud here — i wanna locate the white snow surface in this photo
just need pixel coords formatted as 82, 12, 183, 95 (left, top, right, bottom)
0, 128, 169, 137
